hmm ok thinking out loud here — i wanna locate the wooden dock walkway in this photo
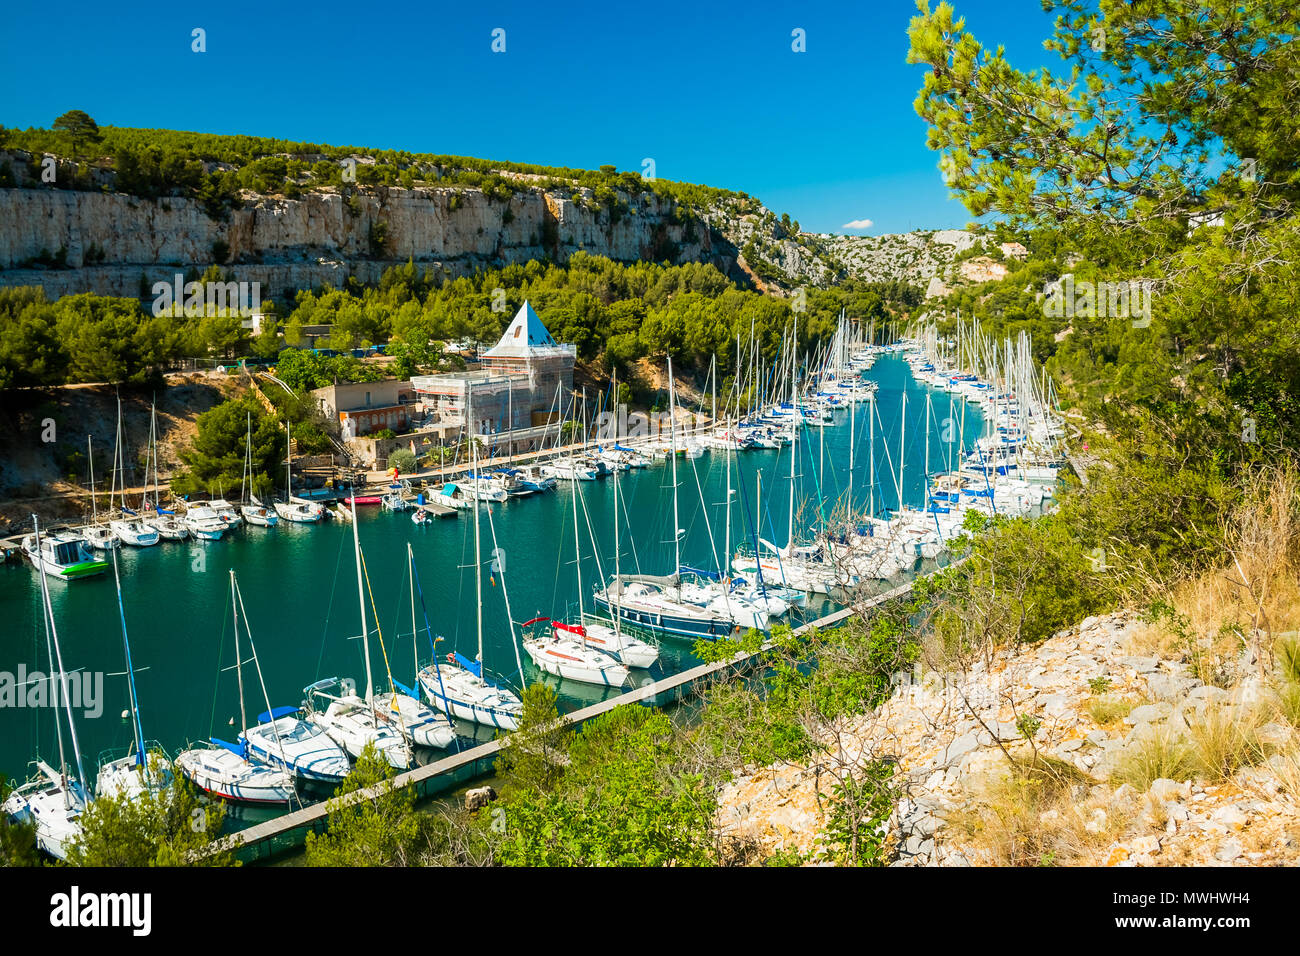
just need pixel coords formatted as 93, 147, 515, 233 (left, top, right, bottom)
222, 580, 913, 863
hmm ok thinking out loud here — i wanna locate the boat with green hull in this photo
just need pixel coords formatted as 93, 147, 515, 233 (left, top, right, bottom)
21, 530, 109, 581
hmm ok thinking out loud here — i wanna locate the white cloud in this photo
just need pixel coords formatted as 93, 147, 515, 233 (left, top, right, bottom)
840, 218, 874, 230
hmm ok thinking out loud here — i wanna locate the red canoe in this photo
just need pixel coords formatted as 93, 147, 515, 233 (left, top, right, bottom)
342, 495, 382, 505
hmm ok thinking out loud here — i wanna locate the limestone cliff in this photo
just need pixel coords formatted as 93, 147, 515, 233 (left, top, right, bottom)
0, 150, 842, 299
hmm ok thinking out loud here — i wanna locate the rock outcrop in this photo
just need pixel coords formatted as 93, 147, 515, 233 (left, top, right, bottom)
718, 611, 1300, 866
816, 229, 978, 286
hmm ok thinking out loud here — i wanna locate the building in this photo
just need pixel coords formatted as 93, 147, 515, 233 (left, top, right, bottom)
313, 379, 414, 440
410, 300, 576, 453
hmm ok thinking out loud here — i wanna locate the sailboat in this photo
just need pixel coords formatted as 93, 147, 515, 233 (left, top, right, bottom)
231, 575, 350, 785
95, 546, 174, 801
82, 434, 120, 551
175, 570, 299, 804
593, 356, 770, 640
417, 389, 524, 730
522, 457, 630, 687
273, 421, 326, 523
369, 543, 457, 749
140, 402, 189, 540
733, 323, 852, 595
570, 374, 659, 669
238, 412, 278, 527
106, 396, 161, 547
2, 516, 91, 859
302, 497, 414, 770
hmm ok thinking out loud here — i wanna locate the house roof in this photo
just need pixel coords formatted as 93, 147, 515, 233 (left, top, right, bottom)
482, 301, 562, 358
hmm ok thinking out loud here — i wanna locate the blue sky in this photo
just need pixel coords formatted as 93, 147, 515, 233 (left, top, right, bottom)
1, 0, 1060, 235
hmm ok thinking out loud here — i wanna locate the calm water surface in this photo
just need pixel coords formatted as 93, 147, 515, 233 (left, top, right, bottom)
0, 356, 984, 787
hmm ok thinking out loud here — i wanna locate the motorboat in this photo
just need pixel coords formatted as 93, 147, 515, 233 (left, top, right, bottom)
109, 515, 161, 547
183, 504, 227, 540
22, 530, 108, 581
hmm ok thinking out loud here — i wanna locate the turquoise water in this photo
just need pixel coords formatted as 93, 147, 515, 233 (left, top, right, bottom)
0, 355, 984, 787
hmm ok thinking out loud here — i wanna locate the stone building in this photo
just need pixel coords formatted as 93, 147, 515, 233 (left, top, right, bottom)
410, 300, 576, 453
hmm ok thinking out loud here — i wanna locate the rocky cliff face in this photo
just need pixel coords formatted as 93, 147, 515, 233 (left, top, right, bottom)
815, 228, 977, 286
0, 180, 733, 299
0, 155, 845, 300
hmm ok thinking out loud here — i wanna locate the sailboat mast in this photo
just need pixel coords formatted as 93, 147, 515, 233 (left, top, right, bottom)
149, 400, 159, 510
470, 387, 484, 667
231, 570, 248, 737
407, 542, 419, 680
899, 389, 907, 510
869, 391, 876, 518
611, 371, 623, 640
285, 421, 292, 499
849, 394, 855, 511
350, 495, 373, 699
571, 435, 583, 622
667, 355, 681, 573
87, 435, 97, 521
788, 319, 797, 549
110, 547, 146, 765
34, 516, 87, 794
31, 517, 69, 795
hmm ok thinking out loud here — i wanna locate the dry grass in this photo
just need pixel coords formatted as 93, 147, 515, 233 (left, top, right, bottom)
950, 765, 1118, 866
1112, 725, 1195, 789
1184, 703, 1268, 783
1124, 466, 1300, 684
1088, 694, 1133, 728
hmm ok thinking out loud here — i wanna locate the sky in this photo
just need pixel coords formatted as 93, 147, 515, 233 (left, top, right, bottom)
1, 0, 1062, 235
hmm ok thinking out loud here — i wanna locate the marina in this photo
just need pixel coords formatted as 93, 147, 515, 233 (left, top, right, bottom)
0, 332, 1066, 851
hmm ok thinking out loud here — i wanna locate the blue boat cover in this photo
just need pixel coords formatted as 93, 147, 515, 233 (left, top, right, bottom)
257, 705, 299, 723
679, 565, 720, 580
210, 737, 248, 759
452, 652, 481, 677
393, 679, 418, 699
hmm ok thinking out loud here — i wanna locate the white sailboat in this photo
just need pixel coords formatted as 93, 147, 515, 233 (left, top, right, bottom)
273, 420, 326, 523
106, 395, 161, 547
229, 575, 350, 785
82, 434, 119, 551
140, 402, 189, 540
522, 460, 630, 687
176, 570, 298, 805
594, 356, 770, 640
95, 546, 174, 801
303, 497, 414, 770
238, 412, 278, 527
417, 389, 524, 730
2, 517, 91, 860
